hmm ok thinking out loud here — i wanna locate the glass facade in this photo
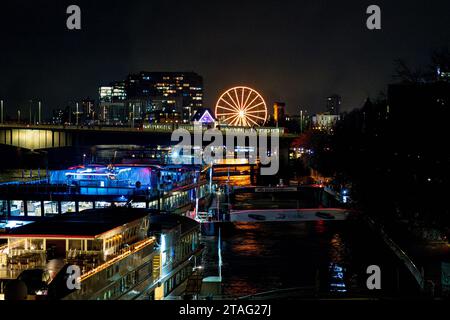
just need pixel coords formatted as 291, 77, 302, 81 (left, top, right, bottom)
10, 200, 23, 216
61, 201, 76, 214
26, 200, 42, 216
44, 201, 58, 215
79, 201, 94, 212
0, 189, 206, 216
0, 200, 7, 217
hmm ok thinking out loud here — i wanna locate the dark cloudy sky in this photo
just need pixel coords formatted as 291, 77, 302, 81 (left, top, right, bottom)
1, 0, 450, 118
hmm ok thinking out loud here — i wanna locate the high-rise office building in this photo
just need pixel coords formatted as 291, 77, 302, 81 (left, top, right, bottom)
326, 95, 342, 115
125, 72, 203, 123
99, 73, 203, 124
99, 81, 127, 103
99, 81, 128, 124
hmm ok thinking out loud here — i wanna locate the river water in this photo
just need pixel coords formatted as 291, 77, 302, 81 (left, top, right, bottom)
201, 219, 421, 299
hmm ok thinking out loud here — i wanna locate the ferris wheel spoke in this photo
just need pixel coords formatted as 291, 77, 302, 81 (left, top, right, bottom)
241, 90, 253, 110
230, 116, 240, 126
226, 92, 240, 110
230, 114, 242, 124
241, 115, 251, 126
217, 112, 242, 116
245, 109, 265, 114
234, 88, 241, 109
234, 119, 242, 127
217, 103, 239, 112
245, 101, 264, 112
243, 94, 260, 111
248, 114, 266, 121
240, 87, 245, 109
246, 116, 259, 126
221, 113, 239, 123
239, 115, 245, 127
218, 99, 241, 113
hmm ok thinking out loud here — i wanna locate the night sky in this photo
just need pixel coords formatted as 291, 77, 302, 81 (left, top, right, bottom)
1, 0, 450, 118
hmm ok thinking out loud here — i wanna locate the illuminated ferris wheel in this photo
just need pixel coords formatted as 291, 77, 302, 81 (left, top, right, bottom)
215, 86, 267, 127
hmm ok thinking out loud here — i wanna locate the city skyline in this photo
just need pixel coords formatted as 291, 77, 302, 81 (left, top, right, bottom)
1, 0, 450, 117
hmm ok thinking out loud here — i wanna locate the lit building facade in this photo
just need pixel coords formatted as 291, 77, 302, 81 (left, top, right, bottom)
126, 72, 203, 123
148, 109, 182, 124
273, 102, 286, 124
99, 81, 128, 124
312, 113, 340, 131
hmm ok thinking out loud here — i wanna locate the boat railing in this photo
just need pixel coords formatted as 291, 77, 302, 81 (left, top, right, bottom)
0, 182, 161, 199
80, 237, 155, 282
0, 182, 73, 194
364, 216, 425, 291
0, 178, 48, 186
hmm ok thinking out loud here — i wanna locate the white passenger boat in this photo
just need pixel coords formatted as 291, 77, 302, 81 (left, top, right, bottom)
229, 208, 350, 222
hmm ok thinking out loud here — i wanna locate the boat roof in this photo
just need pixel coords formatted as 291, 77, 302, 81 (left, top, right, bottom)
148, 213, 199, 235
0, 207, 155, 239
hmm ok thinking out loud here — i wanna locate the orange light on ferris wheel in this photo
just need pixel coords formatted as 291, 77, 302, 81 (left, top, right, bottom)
215, 86, 267, 127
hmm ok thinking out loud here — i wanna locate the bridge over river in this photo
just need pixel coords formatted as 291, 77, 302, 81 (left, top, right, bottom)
0, 124, 290, 150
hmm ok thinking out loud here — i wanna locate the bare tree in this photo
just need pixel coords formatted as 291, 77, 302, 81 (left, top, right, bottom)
393, 59, 426, 83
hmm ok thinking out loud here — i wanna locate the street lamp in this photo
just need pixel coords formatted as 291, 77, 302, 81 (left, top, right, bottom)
28, 99, 33, 125
38, 101, 41, 124
76, 103, 79, 126
300, 109, 304, 133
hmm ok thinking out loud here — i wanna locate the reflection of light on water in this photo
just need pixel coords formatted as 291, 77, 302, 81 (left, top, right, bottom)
224, 278, 260, 296
213, 175, 251, 187
329, 263, 347, 293
230, 223, 263, 256
234, 222, 259, 231
202, 214, 360, 298
328, 233, 349, 293
315, 220, 326, 234
234, 241, 262, 256
329, 233, 346, 264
